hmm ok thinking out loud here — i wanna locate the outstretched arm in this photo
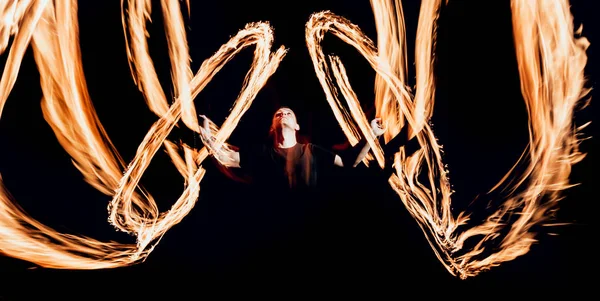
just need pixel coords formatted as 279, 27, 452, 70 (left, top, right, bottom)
380, 121, 424, 178
333, 118, 422, 168
334, 118, 386, 168
198, 115, 241, 168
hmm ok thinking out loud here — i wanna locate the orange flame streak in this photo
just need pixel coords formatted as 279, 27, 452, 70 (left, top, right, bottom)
0, 0, 143, 269
0, 175, 146, 269
158, 0, 196, 133
109, 0, 194, 235
447, 0, 589, 277
121, 0, 170, 117
306, 11, 414, 169
110, 21, 287, 246
0, 0, 47, 118
0, 0, 284, 269
370, 0, 411, 142
306, 6, 460, 274
307, 0, 589, 279
412, 0, 441, 134
454, 0, 590, 270
32, 0, 158, 240
0, 0, 589, 278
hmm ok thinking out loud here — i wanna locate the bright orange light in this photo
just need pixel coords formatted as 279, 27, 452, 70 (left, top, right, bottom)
0, 0, 589, 279
306, 0, 590, 279
0, 0, 285, 269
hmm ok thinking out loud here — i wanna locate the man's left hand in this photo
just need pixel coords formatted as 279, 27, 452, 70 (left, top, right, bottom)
371, 118, 386, 137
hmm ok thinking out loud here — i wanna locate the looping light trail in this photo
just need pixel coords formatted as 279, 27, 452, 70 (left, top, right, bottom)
0, 0, 590, 279
0, 0, 285, 269
306, 0, 589, 279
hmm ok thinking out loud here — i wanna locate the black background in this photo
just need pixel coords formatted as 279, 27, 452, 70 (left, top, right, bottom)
0, 0, 597, 299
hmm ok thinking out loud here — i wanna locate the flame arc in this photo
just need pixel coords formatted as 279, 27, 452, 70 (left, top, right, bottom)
306, 0, 589, 279
0, 0, 285, 269
0, 0, 590, 280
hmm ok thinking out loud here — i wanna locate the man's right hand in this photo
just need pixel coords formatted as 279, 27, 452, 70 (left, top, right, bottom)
371, 117, 386, 137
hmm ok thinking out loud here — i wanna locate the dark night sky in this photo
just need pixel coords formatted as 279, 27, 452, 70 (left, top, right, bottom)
0, 0, 597, 298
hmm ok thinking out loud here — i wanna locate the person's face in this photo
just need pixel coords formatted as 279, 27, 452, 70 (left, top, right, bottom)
271, 107, 299, 131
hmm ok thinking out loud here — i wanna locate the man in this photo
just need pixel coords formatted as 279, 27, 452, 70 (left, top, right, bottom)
198, 106, 386, 192
194, 106, 417, 283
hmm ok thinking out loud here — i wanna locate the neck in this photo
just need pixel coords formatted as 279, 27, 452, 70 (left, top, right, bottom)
273, 127, 297, 148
